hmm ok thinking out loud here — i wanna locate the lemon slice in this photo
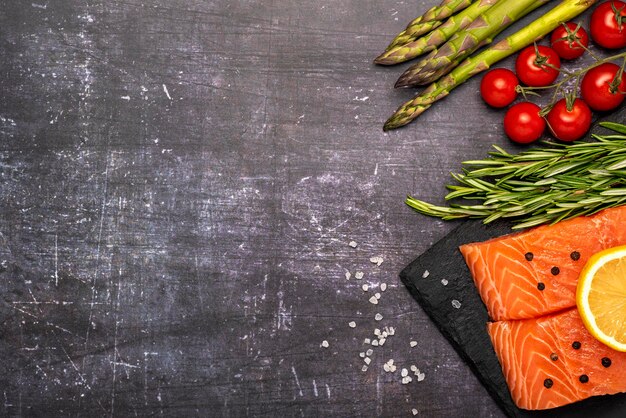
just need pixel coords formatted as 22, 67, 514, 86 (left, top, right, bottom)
577, 245, 626, 352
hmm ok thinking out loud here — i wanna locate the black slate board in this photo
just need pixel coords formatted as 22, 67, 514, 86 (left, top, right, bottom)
400, 220, 626, 418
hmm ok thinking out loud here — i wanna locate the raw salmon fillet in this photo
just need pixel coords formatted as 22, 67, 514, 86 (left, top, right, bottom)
460, 205, 626, 321
488, 308, 626, 410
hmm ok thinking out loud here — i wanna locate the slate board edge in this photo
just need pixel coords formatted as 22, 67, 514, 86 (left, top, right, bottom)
398, 222, 519, 418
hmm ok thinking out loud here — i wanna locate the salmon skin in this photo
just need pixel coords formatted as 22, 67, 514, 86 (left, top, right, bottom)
488, 308, 626, 410
460, 205, 626, 321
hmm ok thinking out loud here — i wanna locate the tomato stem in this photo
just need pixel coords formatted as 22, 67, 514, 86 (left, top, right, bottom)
519, 51, 626, 114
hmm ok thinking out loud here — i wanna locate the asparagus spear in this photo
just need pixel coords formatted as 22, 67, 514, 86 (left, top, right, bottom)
385, 0, 475, 52
395, 0, 549, 88
375, 0, 499, 66
384, 0, 597, 131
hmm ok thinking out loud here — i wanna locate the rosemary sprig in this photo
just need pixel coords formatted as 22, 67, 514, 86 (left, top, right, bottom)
406, 122, 626, 229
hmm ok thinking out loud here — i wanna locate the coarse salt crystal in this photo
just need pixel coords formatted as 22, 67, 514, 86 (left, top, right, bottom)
374, 328, 381, 336
355, 271, 364, 280
374, 292, 381, 300
369, 296, 379, 305
375, 313, 383, 321
388, 359, 394, 365
349, 241, 358, 248
321, 340, 329, 348
362, 365, 368, 372
364, 357, 371, 365
422, 270, 430, 278
362, 284, 369, 291
417, 372, 425, 382
345, 272, 351, 280
364, 338, 371, 344
371, 340, 379, 346
410, 365, 417, 372
441, 278, 448, 286
388, 327, 395, 336
369, 256, 383, 266
390, 365, 397, 372
382, 331, 388, 338
379, 338, 386, 346
402, 376, 413, 384
412, 408, 418, 415
383, 364, 390, 372
452, 299, 462, 309
349, 321, 356, 328
380, 283, 387, 292
410, 341, 417, 347
366, 349, 373, 356
359, 352, 365, 358
401, 368, 408, 377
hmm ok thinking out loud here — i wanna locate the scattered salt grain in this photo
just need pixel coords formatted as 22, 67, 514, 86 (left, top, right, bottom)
364, 338, 371, 344
382, 331, 388, 338
364, 357, 371, 365
441, 279, 448, 286
345, 272, 351, 280
374, 292, 381, 300
369, 256, 384, 266
401, 368, 408, 377
417, 372, 425, 382
380, 283, 387, 292
369, 296, 379, 305
410, 341, 417, 347
375, 313, 383, 321
374, 328, 381, 336
452, 299, 462, 309
402, 376, 413, 384
387, 327, 395, 336
412, 408, 418, 415
410, 365, 418, 372
379, 338, 386, 346
422, 270, 430, 278
349, 241, 358, 248
362, 365, 368, 372
366, 349, 373, 356
371, 340, 379, 346
321, 340, 329, 348
359, 352, 366, 358
355, 271, 364, 280
383, 364, 390, 372
348, 321, 356, 328
362, 284, 369, 291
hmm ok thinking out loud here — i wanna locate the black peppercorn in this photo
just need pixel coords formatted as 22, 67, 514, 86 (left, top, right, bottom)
570, 251, 580, 261
550, 353, 558, 361
537, 282, 545, 291
572, 341, 581, 350
544, 378, 553, 388
602, 357, 612, 368
551, 266, 560, 275
525, 252, 534, 261
579, 375, 589, 383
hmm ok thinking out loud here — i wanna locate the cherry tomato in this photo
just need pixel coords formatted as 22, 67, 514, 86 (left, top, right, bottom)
515, 45, 561, 87
480, 68, 519, 108
590, 1, 626, 49
503, 102, 545, 144
581, 62, 626, 111
546, 98, 592, 142
550, 22, 589, 60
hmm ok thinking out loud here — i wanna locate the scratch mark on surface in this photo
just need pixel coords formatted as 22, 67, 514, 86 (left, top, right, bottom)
162, 84, 172, 100
85, 152, 110, 348
54, 233, 58, 286
291, 366, 303, 397
110, 270, 122, 417
325, 383, 331, 399
312, 379, 318, 397
11, 306, 76, 336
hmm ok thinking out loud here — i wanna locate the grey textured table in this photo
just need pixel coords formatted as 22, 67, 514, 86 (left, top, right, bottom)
1, 1, 621, 417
